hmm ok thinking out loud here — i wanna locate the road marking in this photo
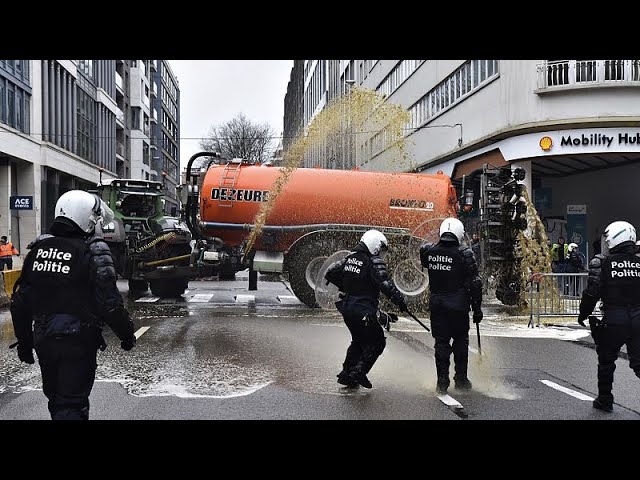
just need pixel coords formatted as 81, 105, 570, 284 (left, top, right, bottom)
135, 296, 160, 303
134, 326, 150, 339
540, 380, 594, 401
188, 293, 214, 303
468, 347, 479, 355
437, 393, 468, 418
235, 294, 256, 304
437, 394, 463, 408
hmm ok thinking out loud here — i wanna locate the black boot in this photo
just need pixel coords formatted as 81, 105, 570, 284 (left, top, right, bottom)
348, 364, 372, 389
593, 395, 613, 412
454, 374, 472, 391
337, 370, 359, 388
436, 376, 449, 395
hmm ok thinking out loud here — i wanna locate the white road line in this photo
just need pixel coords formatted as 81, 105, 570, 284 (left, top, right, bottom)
134, 326, 150, 339
437, 394, 464, 408
188, 293, 214, 303
235, 294, 256, 304
135, 296, 160, 303
468, 347, 479, 355
540, 380, 594, 401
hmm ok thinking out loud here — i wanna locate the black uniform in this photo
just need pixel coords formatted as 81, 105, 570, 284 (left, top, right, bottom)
10, 218, 136, 420
578, 242, 640, 410
420, 237, 482, 390
325, 242, 407, 388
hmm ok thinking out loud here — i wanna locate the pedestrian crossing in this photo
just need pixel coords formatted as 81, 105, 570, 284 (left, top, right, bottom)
133, 291, 305, 306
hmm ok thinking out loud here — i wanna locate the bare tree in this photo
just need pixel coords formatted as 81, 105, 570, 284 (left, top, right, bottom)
200, 113, 276, 164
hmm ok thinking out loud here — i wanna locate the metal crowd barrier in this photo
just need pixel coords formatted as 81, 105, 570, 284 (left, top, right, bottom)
528, 272, 590, 327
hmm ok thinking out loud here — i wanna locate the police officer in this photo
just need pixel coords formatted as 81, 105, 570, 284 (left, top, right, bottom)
420, 218, 483, 395
325, 229, 408, 389
578, 220, 640, 412
10, 190, 136, 420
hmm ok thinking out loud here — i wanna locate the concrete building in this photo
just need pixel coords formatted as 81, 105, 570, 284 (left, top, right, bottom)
150, 60, 180, 216
286, 59, 640, 258
1, 59, 181, 263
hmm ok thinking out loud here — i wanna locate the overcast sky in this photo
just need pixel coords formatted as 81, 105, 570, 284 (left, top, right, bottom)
169, 60, 293, 171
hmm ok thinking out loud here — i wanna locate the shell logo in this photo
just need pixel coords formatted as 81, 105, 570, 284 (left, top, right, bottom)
539, 136, 553, 151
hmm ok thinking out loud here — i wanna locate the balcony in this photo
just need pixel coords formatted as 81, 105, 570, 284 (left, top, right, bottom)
536, 60, 640, 93
116, 141, 126, 158
151, 108, 158, 124
115, 108, 125, 128
151, 59, 158, 72
151, 82, 158, 98
116, 72, 124, 93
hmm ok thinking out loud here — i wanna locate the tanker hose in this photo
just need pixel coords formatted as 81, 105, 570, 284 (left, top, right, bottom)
134, 232, 177, 254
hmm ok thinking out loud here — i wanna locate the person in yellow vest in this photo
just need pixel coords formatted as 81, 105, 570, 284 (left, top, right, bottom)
551, 236, 569, 273
0, 236, 19, 271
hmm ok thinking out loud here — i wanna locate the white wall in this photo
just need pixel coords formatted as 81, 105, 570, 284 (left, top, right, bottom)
358, 60, 640, 172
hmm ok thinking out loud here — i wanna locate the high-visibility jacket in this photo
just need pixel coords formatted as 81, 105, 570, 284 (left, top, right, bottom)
0, 242, 19, 258
551, 243, 569, 262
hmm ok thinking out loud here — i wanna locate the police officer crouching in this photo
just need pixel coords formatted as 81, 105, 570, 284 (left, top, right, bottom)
420, 218, 483, 395
325, 229, 408, 389
10, 190, 137, 420
578, 220, 640, 413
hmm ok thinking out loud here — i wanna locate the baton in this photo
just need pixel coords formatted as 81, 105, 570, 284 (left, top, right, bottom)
476, 322, 482, 356
9, 341, 19, 349
406, 310, 430, 332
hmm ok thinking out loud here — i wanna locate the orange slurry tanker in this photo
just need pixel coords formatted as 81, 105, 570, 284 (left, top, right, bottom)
178, 152, 459, 307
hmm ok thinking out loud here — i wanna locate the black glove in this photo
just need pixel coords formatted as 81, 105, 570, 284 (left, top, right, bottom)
387, 312, 398, 323
120, 336, 136, 351
577, 314, 587, 327
17, 345, 35, 364
473, 310, 483, 324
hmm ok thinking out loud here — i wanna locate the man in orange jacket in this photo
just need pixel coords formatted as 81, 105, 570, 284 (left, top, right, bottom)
0, 236, 19, 270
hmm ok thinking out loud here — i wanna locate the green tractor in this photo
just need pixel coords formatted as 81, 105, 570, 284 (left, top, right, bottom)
95, 178, 193, 298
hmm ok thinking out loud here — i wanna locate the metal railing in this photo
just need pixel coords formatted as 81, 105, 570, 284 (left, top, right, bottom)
528, 272, 593, 327
537, 60, 640, 90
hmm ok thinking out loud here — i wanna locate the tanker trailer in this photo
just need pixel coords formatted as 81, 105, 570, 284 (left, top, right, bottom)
179, 152, 459, 307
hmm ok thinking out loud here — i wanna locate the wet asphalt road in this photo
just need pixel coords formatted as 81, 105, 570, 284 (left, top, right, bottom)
0, 274, 639, 420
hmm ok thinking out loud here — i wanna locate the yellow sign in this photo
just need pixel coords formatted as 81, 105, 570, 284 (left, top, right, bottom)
539, 136, 553, 151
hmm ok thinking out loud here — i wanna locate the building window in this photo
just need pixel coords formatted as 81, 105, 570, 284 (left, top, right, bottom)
406, 60, 499, 136
78, 60, 93, 79
77, 88, 97, 163
376, 60, 425, 98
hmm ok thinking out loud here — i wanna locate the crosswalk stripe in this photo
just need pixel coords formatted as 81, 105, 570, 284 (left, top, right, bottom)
540, 380, 593, 401
188, 293, 215, 303
135, 296, 160, 303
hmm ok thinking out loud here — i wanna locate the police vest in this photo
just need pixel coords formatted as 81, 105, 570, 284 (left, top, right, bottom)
424, 242, 467, 295
23, 235, 93, 319
341, 250, 378, 298
602, 252, 640, 307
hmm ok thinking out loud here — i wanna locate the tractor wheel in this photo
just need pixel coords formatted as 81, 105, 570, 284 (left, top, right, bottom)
128, 279, 149, 297
149, 278, 189, 298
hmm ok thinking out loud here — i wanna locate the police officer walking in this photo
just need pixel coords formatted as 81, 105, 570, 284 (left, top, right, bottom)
10, 190, 137, 420
325, 229, 408, 389
578, 220, 640, 412
420, 218, 483, 395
